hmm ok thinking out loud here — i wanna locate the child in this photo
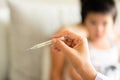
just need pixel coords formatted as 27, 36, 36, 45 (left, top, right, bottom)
50, 0, 120, 80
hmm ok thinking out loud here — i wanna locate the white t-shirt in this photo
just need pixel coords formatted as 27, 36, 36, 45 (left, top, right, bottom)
89, 43, 120, 80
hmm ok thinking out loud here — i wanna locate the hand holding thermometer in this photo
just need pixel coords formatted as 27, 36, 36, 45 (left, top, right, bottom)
28, 37, 65, 50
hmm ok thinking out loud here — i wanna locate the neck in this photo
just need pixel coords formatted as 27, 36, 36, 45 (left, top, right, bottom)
88, 36, 107, 43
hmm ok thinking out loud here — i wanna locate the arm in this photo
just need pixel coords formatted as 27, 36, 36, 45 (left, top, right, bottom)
69, 65, 83, 80
51, 25, 86, 80
51, 31, 97, 80
50, 48, 64, 80
60, 42, 97, 80
118, 43, 120, 63
114, 29, 120, 63
50, 26, 69, 80
51, 30, 112, 80
52, 40, 111, 80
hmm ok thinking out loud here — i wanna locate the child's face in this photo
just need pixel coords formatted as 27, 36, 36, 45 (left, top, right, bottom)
85, 12, 114, 41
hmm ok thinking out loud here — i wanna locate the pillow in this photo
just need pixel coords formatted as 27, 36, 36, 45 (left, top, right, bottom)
0, 25, 8, 80
8, 1, 60, 80
8, 0, 80, 80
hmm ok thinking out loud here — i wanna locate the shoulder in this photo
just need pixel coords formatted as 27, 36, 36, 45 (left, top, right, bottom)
56, 23, 88, 37
55, 24, 75, 34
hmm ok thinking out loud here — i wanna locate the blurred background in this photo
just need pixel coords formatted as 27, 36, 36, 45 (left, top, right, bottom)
0, 0, 120, 80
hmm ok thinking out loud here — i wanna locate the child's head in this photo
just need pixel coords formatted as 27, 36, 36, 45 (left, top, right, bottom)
80, 0, 117, 40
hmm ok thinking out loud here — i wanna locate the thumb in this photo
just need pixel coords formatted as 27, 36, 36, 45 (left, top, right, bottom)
55, 39, 73, 54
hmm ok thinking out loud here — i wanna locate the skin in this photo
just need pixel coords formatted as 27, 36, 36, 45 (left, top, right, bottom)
85, 12, 114, 50
51, 30, 97, 80
50, 12, 120, 80
50, 27, 84, 80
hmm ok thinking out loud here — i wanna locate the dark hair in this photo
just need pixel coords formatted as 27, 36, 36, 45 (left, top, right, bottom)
80, 0, 117, 23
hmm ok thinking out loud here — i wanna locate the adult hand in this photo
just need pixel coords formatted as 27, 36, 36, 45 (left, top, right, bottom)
51, 30, 97, 80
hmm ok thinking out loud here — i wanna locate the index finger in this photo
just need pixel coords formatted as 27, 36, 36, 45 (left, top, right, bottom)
51, 30, 81, 38
51, 31, 69, 38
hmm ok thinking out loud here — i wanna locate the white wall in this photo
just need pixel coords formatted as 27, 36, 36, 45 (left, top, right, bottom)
7, 0, 79, 5
0, 0, 10, 80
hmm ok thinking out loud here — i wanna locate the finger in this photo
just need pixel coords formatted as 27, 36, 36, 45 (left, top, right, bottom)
52, 30, 88, 49
55, 39, 73, 54
52, 31, 84, 43
51, 32, 66, 38
51, 42, 61, 53
51, 30, 73, 38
